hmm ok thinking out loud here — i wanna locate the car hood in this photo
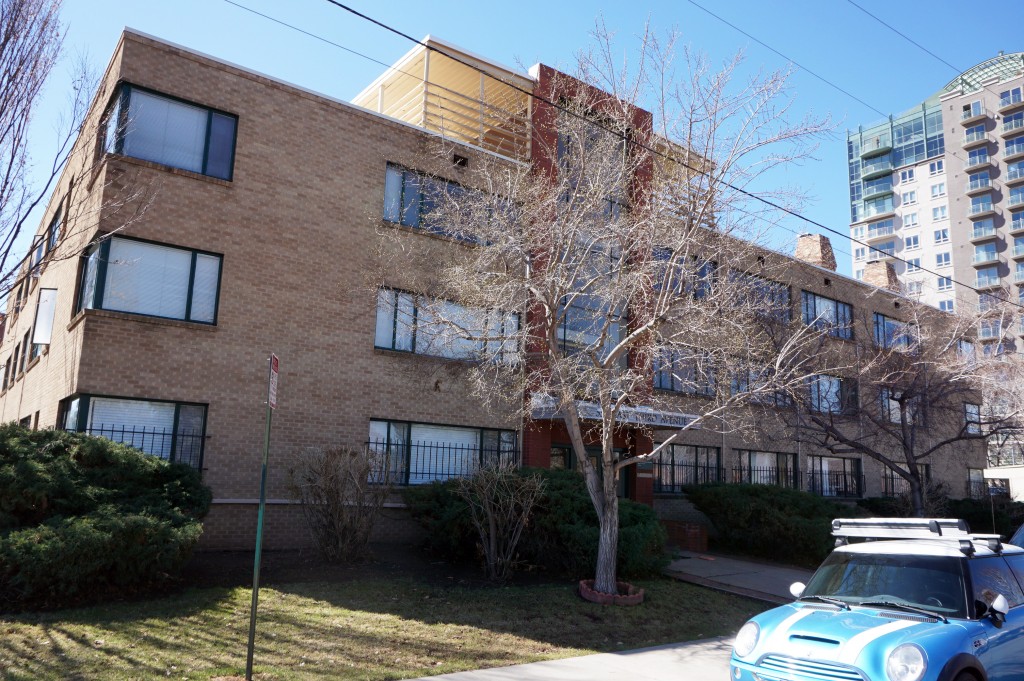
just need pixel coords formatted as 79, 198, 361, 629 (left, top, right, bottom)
749, 604, 967, 667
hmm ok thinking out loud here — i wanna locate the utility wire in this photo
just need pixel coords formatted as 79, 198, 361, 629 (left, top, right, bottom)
220, 0, 1024, 314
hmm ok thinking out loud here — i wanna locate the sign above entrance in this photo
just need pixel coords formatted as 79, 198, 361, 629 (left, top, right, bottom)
529, 394, 697, 430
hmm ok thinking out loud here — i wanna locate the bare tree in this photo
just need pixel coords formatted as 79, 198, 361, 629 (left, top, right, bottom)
785, 293, 1024, 517
374, 25, 833, 595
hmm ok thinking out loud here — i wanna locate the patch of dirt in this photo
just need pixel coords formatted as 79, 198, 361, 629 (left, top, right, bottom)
181, 543, 564, 590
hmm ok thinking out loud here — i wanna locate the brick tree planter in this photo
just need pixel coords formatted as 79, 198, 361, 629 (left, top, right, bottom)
578, 579, 645, 606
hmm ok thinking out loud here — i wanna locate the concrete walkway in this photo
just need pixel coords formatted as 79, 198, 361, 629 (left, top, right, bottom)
664, 551, 815, 604
402, 552, 813, 681
402, 637, 734, 681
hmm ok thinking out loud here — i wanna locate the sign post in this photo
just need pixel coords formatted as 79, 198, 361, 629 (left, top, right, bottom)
246, 354, 278, 680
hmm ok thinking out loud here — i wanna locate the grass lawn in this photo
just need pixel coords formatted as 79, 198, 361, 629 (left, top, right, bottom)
0, 575, 766, 680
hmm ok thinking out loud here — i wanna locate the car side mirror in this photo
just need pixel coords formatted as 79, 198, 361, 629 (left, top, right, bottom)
991, 594, 1009, 620
790, 582, 805, 599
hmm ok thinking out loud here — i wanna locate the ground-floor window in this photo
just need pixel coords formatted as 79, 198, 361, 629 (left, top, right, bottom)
735, 450, 798, 488
882, 463, 931, 497
61, 395, 206, 469
550, 444, 627, 497
653, 444, 722, 492
367, 419, 517, 485
807, 455, 862, 498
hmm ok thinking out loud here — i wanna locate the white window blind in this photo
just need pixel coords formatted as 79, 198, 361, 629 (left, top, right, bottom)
88, 397, 176, 459
124, 90, 206, 173
105, 239, 191, 319
190, 253, 220, 322
408, 424, 478, 484
32, 288, 58, 345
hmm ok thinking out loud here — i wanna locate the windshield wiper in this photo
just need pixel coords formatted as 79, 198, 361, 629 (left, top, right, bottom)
799, 595, 850, 610
861, 600, 948, 623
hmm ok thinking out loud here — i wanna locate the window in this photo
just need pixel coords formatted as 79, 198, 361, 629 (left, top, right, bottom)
963, 100, 983, 119
932, 205, 948, 221
965, 403, 981, 435
854, 269, 863, 280
967, 147, 989, 167
653, 349, 714, 396
1010, 185, 1024, 207
730, 367, 792, 407
808, 456, 862, 498
368, 419, 517, 485
1001, 87, 1023, 108
104, 85, 237, 181
899, 168, 915, 183
1008, 160, 1024, 182
964, 124, 986, 143
808, 374, 858, 415
977, 265, 998, 287
901, 190, 917, 205
903, 281, 923, 296
905, 234, 919, 249
874, 313, 916, 350
383, 163, 474, 237
880, 387, 923, 424
851, 225, 865, 240
906, 258, 921, 272
903, 214, 919, 229
930, 182, 946, 198
939, 299, 954, 312
929, 159, 943, 175
970, 195, 994, 215
933, 228, 949, 244
62, 395, 206, 469
19, 331, 29, 374
1007, 135, 1024, 158
374, 288, 519, 362
870, 241, 895, 259
975, 243, 997, 263
938, 276, 952, 291
968, 170, 991, 190
78, 237, 221, 324
46, 208, 61, 253
1005, 111, 1024, 134
737, 450, 797, 487
936, 252, 950, 268
653, 445, 721, 491
730, 271, 791, 321
801, 291, 853, 339
854, 246, 866, 261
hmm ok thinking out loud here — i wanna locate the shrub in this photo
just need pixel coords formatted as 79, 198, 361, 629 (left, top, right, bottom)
289, 447, 391, 563
684, 484, 865, 568
0, 424, 211, 609
404, 467, 668, 579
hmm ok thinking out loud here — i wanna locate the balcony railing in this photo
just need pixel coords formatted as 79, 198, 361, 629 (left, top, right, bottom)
860, 135, 892, 157
1009, 194, 1024, 210
807, 471, 863, 498
1001, 91, 1024, 111
70, 425, 205, 470
972, 224, 997, 240
867, 223, 895, 238
976, 276, 1001, 289
1009, 166, 1024, 183
974, 251, 999, 265
1016, 269, 1024, 283
732, 466, 799, 489
860, 156, 892, 179
962, 105, 987, 122
963, 129, 989, 146
968, 177, 992, 192
365, 439, 518, 485
969, 202, 995, 217
1004, 117, 1024, 136
882, 471, 931, 497
652, 462, 725, 493
1006, 143, 1024, 161
966, 154, 991, 170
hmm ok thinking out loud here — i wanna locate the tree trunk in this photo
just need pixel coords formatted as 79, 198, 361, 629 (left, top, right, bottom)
908, 475, 925, 518
593, 489, 620, 594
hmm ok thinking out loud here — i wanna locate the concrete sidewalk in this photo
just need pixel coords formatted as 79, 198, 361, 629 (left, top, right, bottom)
665, 551, 815, 604
402, 637, 734, 681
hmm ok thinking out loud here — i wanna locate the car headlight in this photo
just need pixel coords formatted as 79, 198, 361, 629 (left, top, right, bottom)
886, 643, 927, 681
733, 621, 759, 658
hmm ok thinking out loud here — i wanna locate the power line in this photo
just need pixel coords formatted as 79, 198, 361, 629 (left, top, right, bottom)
221, 0, 1024, 314
845, 0, 963, 76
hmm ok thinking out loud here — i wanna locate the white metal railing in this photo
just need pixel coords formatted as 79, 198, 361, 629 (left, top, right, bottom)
969, 202, 994, 216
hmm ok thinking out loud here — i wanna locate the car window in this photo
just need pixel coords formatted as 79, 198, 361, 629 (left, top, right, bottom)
969, 557, 1024, 611
999, 554, 1024, 605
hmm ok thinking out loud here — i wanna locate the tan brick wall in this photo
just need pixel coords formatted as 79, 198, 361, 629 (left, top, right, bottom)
0, 31, 988, 549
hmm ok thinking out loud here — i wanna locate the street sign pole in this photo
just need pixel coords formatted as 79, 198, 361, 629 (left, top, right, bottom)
246, 354, 278, 681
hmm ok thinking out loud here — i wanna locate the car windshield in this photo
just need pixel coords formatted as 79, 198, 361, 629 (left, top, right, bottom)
803, 551, 967, 619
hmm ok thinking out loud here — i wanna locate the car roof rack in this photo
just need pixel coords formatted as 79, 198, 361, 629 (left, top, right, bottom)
832, 518, 1004, 556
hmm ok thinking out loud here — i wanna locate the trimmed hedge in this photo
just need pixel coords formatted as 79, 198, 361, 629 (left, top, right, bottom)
404, 467, 668, 579
859, 495, 1024, 540
684, 483, 867, 568
0, 424, 211, 609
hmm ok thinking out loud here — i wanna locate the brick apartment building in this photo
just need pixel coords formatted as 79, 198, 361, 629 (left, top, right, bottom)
0, 30, 988, 549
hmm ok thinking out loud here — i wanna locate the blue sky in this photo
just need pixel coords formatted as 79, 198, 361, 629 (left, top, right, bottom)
24, 0, 1024, 276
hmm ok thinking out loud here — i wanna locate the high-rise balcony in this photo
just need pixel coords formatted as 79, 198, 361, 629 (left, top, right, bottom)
1006, 165, 1024, 187
961, 105, 988, 125
968, 201, 996, 218
1005, 143, 1024, 164
973, 251, 1001, 266
976, 275, 1003, 290
963, 129, 990, 149
999, 90, 1024, 114
1012, 245, 1024, 260
860, 156, 892, 180
865, 223, 896, 240
1015, 269, 1024, 284
966, 177, 993, 195
965, 154, 993, 172
860, 135, 892, 158
1009, 194, 1024, 211
1012, 218, 1024, 236
969, 223, 998, 242
1001, 117, 1024, 137
862, 184, 893, 201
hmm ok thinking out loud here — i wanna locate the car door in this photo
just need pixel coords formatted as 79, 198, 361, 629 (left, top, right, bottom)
969, 556, 1024, 680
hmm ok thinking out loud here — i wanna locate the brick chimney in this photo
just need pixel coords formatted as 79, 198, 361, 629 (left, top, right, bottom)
794, 233, 837, 271
863, 260, 901, 292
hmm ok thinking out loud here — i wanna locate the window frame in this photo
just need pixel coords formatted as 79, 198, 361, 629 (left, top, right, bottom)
807, 373, 858, 415
103, 82, 238, 182
76, 235, 223, 325
800, 290, 853, 340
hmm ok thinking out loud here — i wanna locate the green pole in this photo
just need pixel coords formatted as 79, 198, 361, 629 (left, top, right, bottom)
246, 355, 276, 680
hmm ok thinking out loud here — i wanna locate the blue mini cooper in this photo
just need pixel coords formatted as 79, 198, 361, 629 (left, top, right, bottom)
730, 518, 1024, 681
